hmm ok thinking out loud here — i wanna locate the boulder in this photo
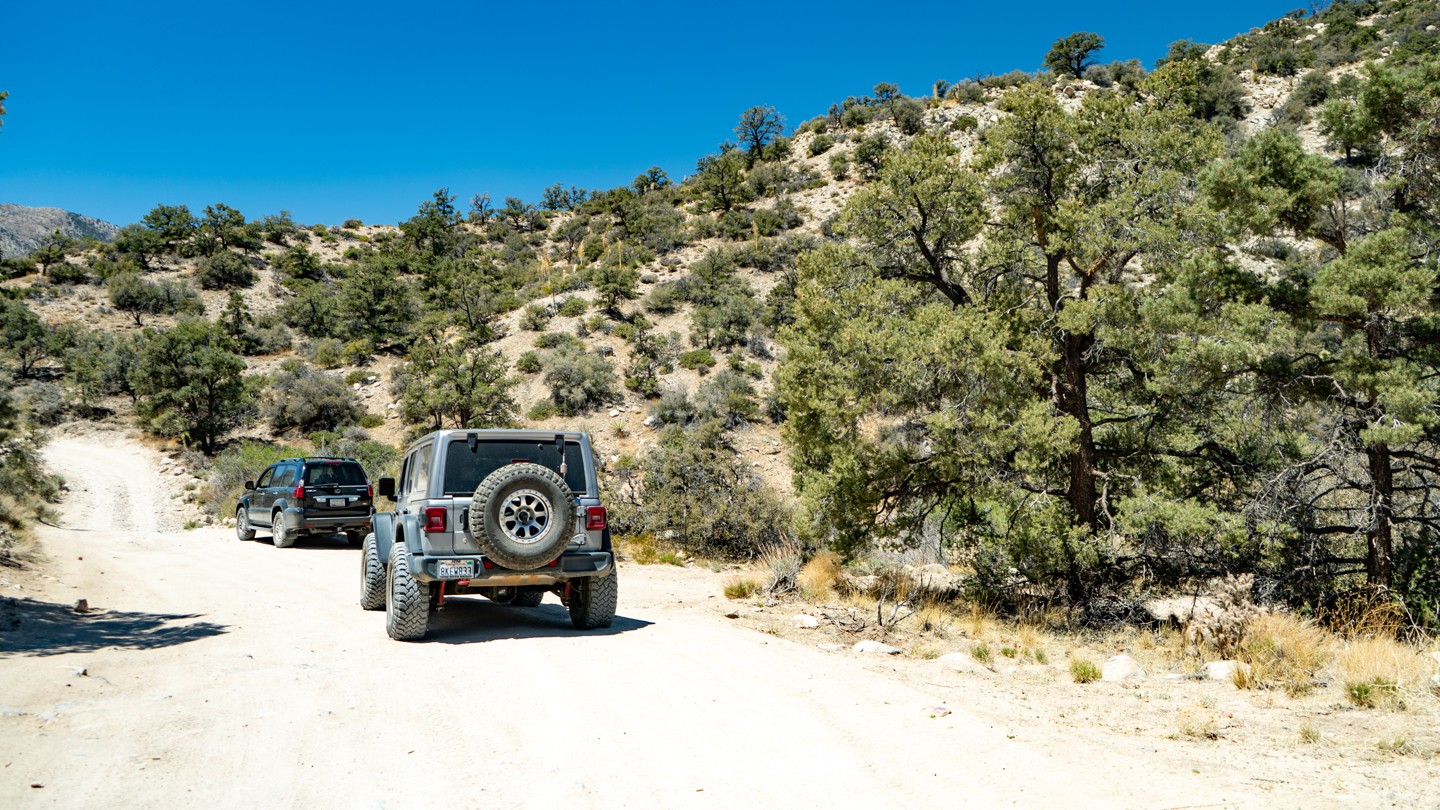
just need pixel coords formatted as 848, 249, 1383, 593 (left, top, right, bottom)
794, 614, 820, 629
853, 640, 902, 655
1203, 660, 1252, 682
937, 652, 988, 674
1102, 654, 1147, 683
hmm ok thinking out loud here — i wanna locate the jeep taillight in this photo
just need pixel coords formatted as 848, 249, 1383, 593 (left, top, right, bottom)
424, 506, 448, 533
293, 484, 305, 500
586, 506, 607, 531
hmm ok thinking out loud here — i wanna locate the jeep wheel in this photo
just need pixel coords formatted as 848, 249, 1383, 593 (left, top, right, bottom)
568, 567, 618, 630
359, 533, 385, 611
385, 542, 428, 640
236, 507, 255, 541
272, 511, 295, 548
469, 463, 576, 570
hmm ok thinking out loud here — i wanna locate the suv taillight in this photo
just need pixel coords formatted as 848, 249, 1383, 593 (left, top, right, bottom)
293, 484, 305, 500
424, 506, 448, 533
366, 484, 374, 498
585, 506, 607, 531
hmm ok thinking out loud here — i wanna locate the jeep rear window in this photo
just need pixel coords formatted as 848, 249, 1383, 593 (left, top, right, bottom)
442, 440, 587, 496
304, 463, 367, 486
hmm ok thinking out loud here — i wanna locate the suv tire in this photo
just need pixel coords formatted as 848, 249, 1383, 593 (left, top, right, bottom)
568, 567, 617, 629
272, 511, 295, 548
236, 507, 255, 541
385, 542, 428, 640
360, 533, 385, 611
469, 463, 576, 570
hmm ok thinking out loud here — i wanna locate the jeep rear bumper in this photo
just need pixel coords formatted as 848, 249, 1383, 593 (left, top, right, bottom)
413, 551, 612, 586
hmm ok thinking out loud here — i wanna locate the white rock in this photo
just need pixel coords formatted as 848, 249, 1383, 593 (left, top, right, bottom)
794, 614, 820, 629
818, 643, 846, 652
1203, 660, 1252, 682
352, 382, 362, 390
853, 640, 902, 655
608, 409, 620, 417
938, 652, 988, 674
366, 375, 378, 384
642, 416, 658, 428
1102, 654, 1147, 683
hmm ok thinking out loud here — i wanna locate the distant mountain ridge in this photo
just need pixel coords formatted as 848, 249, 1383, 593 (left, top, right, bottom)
0, 203, 120, 258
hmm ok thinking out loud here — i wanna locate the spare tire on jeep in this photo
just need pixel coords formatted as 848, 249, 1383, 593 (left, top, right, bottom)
469, 463, 576, 570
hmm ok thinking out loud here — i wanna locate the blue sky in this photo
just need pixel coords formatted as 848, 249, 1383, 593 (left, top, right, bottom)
2, 1, 1303, 229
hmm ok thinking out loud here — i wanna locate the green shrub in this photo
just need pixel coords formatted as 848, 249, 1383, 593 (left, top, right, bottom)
308, 338, 345, 368
556, 296, 589, 317
678, 349, 716, 372
526, 401, 559, 421
808, 133, 835, 156
829, 151, 850, 180
520, 303, 551, 331
952, 114, 979, 131
197, 251, 256, 290
535, 331, 582, 350
543, 347, 617, 415
261, 364, 363, 433
1070, 659, 1100, 683
357, 412, 385, 428
516, 351, 543, 373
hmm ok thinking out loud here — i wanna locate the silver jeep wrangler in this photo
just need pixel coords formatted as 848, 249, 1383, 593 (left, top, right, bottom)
363, 429, 617, 641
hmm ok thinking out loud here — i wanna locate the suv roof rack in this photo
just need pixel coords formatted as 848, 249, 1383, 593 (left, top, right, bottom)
277, 456, 358, 463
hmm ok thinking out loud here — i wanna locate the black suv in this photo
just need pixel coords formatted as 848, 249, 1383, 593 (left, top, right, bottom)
236, 457, 374, 548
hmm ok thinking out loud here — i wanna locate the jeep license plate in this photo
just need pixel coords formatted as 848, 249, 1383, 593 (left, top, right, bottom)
437, 559, 474, 579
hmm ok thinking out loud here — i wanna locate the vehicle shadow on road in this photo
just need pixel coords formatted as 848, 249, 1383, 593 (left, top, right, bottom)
257, 534, 357, 551
0, 596, 228, 656
423, 598, 652, 644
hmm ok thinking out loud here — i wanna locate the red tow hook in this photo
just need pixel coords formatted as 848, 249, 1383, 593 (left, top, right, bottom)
437, 581, 447, 609
563, 581, 573, 606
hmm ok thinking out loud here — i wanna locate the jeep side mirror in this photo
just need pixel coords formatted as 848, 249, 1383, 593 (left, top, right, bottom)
243, 480, 255, 491
378, 477, 396, 500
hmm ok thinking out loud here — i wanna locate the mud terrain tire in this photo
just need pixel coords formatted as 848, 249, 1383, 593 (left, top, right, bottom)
360, 533, 385, 611
469, 463, 576, 570
568, 567, 618, 630
236, 507, 255, 541
385, 542, 428, 640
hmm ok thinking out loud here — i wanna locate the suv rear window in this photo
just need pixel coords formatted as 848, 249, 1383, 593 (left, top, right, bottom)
442, 439, 586, 496
304, 462, 367, 486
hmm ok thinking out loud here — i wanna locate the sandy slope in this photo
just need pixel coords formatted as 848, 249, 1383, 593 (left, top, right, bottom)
0, 433, 1431, 809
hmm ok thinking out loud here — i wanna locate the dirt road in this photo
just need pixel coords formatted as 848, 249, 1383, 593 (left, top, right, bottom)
0, 434, 1424, 808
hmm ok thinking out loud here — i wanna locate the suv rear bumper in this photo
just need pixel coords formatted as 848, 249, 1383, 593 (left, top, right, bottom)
281, 507, 373, 535
413, 551, 612, 586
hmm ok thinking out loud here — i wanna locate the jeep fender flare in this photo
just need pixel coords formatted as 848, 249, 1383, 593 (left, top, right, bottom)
372, 511, 397, 562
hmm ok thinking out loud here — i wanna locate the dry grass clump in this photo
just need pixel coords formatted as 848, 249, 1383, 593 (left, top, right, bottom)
617, 532, 686, 566
1320, 589, 1408, 639
1174, 705, 1222, 740
759, 542, 803, 596
797, 550, 843, 600
1337, 637, 1431, 710
723, 576, 761, 600
1238, 612, 1332, 696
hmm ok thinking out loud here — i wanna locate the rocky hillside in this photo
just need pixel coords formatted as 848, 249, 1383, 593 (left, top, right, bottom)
0, 203, 119, 258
